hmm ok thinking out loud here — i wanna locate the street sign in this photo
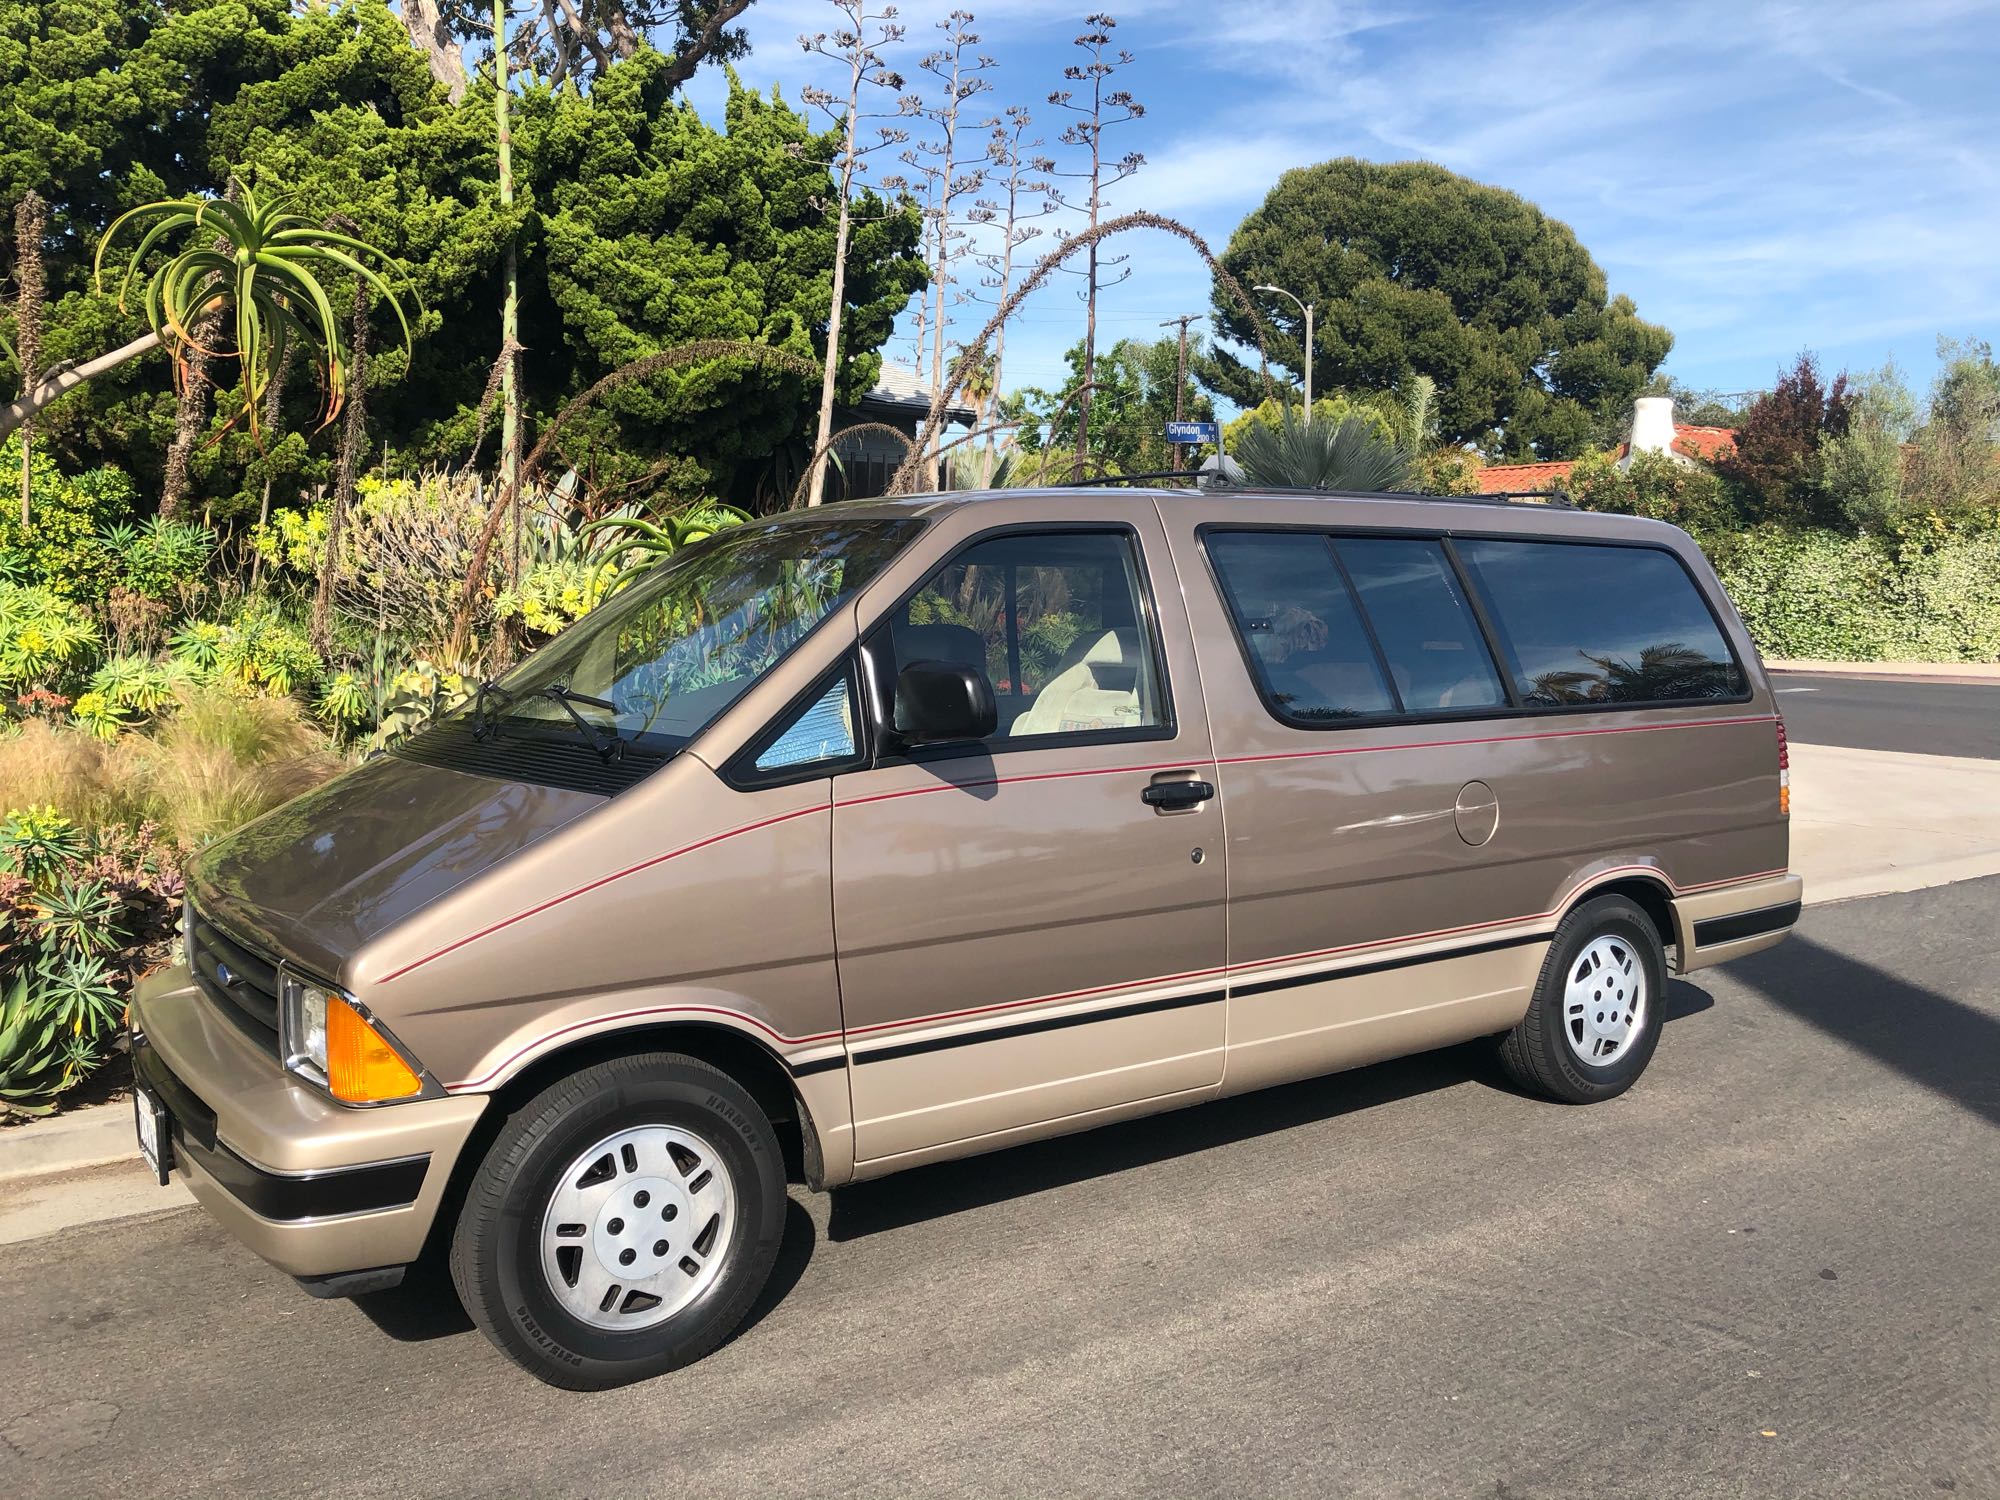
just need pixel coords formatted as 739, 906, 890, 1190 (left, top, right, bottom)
1164, 420, 1219, 445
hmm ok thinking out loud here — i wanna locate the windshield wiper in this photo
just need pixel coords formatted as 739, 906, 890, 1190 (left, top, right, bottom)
470, 678, 515, 741
523, 683, 624, 763
469, 678, 627, 763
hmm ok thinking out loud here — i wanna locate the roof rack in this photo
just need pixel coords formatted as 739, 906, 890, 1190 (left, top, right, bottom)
1050, 477, 1574, 508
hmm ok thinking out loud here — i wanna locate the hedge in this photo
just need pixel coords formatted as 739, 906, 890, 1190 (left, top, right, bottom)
1708, 527, 2000, 662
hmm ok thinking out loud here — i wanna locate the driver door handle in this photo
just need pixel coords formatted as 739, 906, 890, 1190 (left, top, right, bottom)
1141, 778, 1215, 811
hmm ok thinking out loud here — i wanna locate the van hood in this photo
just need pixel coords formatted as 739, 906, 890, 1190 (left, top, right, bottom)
187, 752, 606, 982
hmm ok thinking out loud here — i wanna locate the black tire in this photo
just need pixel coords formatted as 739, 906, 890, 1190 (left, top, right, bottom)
449, 1051, 785, 1389
1497, 894, 1667, 1104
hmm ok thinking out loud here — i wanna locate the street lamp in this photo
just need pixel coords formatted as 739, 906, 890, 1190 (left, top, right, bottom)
1254, 284, 1314, 424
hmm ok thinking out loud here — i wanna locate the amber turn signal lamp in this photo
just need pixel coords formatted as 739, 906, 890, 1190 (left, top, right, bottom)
326, 995, 424, 1103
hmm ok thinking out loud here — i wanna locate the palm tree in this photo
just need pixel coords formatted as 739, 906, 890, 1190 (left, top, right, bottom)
1232, 408, 1414, 492
0, 185, 411, 444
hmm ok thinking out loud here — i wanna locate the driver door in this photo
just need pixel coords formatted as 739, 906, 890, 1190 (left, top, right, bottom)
829, 510, 1227, 1166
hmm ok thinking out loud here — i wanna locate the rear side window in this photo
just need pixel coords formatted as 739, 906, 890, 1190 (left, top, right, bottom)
1333, 538, 1506, 713
1205, 532, 1396, 722
1454, 539, 1746, 706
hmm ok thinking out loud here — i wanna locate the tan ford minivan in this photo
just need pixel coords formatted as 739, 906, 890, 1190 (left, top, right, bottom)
129, 485, 1801, 1387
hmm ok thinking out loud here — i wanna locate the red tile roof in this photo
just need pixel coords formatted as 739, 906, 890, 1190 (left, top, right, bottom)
1473, 424, 1738, 494
1474, 460, 1575, 494
1672, 425, 1737, 461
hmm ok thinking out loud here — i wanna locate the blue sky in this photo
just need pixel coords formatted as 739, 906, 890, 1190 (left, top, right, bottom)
686, 0, 2000, 409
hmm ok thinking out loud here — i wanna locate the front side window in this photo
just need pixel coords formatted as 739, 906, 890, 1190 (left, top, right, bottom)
884, 529, 1167, 742
410, 518, 918, 790
1454, 539, 1746, 706
1206, 531, 1396, 722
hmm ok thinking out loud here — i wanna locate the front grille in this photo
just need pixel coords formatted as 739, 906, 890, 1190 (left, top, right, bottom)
187, 908, 283, 1059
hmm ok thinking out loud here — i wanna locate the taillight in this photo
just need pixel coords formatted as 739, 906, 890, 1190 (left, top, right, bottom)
1776, 714, 1790, 816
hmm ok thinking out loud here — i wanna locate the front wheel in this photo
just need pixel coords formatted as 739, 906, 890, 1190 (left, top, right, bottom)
450, 1052, 786, 1389
1497, 894, 1667, 1104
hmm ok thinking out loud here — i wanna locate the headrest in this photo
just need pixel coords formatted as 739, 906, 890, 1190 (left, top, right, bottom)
893, 621, 986, 671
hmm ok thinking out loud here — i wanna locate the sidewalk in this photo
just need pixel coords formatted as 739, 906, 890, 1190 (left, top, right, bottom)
1789, 741, 2000, 904
1768, 657, 2000, 683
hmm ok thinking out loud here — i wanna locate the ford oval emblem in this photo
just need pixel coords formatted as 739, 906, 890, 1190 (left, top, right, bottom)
216, 962, 235, 987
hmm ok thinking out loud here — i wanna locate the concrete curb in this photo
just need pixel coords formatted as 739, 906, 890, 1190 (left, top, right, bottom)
0, 1100, 137, 1185
1768, 658, 2000, 683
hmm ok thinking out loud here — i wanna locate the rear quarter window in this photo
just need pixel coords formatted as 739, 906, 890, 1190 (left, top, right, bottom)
1453, 538, 1746, 707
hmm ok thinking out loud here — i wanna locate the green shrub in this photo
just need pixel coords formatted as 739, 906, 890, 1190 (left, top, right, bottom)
1563, 450, 1741, 534
1713, 527, 2000, 662
0, 807, 89, 891
106, 517, 218, 606
0, 439, 136, 599
0, 583, 102, 695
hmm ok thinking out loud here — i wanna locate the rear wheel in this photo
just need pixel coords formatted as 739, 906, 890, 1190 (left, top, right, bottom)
450, 1052, 785, 1388
1498, 894, 1666, 1104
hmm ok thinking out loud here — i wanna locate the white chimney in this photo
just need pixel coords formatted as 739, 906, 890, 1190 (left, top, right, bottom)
1630, 395, 1677, 456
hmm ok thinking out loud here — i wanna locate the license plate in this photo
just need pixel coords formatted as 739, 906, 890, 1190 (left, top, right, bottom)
134, 1086, 171, 1186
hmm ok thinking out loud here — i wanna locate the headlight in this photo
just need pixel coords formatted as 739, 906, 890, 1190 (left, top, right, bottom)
281, 972, 424, 1105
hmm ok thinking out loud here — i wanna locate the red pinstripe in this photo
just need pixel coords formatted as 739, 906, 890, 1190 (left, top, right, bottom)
393, 710, 1778, 987
376, 804, 824, 984
442, 862, 1793, 1092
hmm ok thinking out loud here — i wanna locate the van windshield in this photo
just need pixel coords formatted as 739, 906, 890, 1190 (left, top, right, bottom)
414, 516, 920, 789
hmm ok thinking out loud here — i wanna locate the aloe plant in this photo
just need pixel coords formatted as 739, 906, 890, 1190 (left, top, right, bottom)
1, 185, 414, 444
0, 973, 70, 1117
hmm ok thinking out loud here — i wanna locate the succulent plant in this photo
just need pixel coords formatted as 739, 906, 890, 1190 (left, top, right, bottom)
0, 973, 72, 1117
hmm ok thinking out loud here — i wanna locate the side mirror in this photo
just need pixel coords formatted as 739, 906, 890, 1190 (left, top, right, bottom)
894, 659, 998, 746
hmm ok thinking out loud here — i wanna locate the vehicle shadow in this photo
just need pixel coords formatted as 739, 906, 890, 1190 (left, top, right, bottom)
827, 976, 1715, 1244
1725, 933, 2000, 1129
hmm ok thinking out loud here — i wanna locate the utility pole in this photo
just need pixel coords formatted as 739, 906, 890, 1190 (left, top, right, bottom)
1159, 312, 1202, 470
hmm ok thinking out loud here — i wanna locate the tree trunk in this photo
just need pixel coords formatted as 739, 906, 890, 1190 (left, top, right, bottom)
158, 290, 224, 521
313, 289, 368, 656
14, 190, 46, 527
495, 0, 522, 593
806, 59, 863, 511
0, 330, 162, 444
401, 0, 469, 102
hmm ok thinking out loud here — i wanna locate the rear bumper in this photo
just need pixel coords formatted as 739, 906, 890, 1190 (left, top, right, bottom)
1672, 872, 1805, 972
128, 965, 486, 1279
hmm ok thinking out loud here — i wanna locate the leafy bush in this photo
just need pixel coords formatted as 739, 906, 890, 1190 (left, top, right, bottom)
1232, 411, 1415, 492
0, 807, 88, 891
0, 583, 101, 695
1713, 527, 2000, 661
0, 439, 136, 599
211, 605, 323, 697
1562, 450, 1740, 535
106, 517, 218, 607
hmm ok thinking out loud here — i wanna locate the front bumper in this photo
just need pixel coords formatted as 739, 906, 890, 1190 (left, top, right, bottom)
129, 965, 487, 1279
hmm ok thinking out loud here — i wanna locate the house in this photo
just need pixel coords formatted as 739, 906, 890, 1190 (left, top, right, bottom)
1475, 396, 1736, 495
831, 361, 978, 499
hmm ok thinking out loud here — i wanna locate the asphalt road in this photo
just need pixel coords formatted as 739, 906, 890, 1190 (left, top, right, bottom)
5, 879, 1998, 1499
1774, 671, 2000, 759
